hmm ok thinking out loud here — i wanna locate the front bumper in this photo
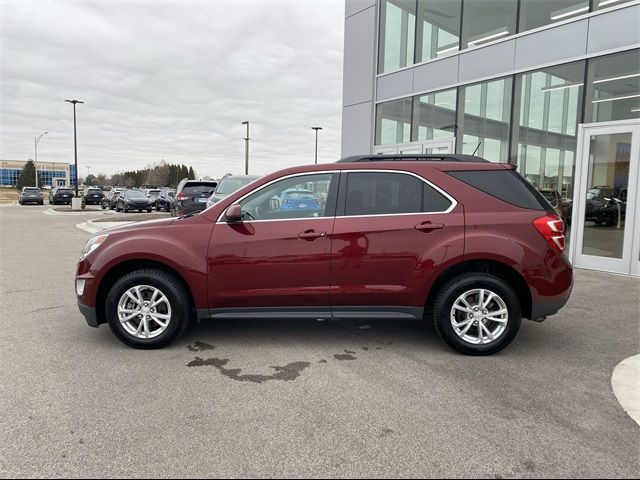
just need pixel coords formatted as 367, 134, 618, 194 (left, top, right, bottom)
78, 302, 99, 328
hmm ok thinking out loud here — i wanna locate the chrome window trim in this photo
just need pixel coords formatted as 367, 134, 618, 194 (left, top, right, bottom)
216, 168, 457, 224
340, 169, 457, 217
216, 170, 337, 223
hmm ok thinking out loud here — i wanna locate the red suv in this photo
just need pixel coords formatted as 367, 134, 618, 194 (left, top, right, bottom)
76, 155, 572, 355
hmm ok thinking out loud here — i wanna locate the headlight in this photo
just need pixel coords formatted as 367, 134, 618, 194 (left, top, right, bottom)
81, 234, 109, 258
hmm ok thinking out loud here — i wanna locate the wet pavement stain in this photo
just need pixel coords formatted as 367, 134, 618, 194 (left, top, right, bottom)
187, 357, 311, 384
187, 341, 216, 352
319, 359, 328, 364
333, 349, 358, 361
361, 346, 369, 351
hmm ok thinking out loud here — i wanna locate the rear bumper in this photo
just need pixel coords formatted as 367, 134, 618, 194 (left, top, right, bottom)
78, 302, 99, 328
530, 297, 570, 320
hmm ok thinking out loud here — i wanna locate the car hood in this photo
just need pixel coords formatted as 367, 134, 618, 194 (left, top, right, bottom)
102, 217, 176, 234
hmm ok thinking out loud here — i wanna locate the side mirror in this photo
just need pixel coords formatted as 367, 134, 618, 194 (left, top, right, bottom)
225, 204, 243, 223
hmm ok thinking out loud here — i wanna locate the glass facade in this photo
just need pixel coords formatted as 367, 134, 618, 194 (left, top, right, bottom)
375, 97, 413, 145
512, 61, 585, 196
0, 163, 75, 187
585, 49, 640, 123
378, 0, 634, 74
375, 48, 640, 200
457, 77, 512, 162
415, 0, 461, 63
461, 0, 518, 50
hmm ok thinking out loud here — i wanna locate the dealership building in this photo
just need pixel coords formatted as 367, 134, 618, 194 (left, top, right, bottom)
0, 160, 77, 188
341, 0, 640, 276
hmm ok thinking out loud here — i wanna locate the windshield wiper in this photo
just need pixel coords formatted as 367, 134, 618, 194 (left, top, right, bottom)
178, 211, 200, 219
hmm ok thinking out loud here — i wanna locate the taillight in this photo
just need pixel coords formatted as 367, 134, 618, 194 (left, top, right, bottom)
533, 215, 565, 253
176, 192, 188, 201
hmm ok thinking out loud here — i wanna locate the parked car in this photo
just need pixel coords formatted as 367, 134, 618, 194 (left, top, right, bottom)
144, 189, 161, 208
49, 186, 74, 205
155, 188, 175, 212
76, 154, 573, 355
171, 179, 218, 216
278, 188, 321, 212
101, 190, 121, 210
115, 190, 153, 213
82, 187, 104, 207
565, 185, 627, 226
206, 174, 260, 208
19, 187, 44, 205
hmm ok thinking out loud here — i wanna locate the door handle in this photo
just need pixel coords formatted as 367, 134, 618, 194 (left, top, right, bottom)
298, 229, 327, 240
415, 221, 444, 232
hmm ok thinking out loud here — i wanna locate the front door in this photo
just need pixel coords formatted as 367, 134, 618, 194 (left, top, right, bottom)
207, 172, 338, 315
570, 121, 640, 276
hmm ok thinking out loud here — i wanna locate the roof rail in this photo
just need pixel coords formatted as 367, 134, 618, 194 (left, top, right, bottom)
337, 154, 490, 163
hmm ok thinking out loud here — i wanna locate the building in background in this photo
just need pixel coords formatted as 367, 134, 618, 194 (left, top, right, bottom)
342, 0, 639, 275
0, 160, 77, 188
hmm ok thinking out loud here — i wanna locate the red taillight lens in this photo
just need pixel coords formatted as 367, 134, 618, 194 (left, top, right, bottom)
533, 215, 565, 253
176, 192, 187, 201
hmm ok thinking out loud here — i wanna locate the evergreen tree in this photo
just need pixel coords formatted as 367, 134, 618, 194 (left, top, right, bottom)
16, 160, 37, 190
188, 166, 195, 180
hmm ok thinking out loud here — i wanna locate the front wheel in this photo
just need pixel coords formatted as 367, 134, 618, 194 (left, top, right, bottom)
105, 269, 191, 348
432, 273, 521, 355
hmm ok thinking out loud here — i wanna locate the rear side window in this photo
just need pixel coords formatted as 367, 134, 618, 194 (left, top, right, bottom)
449, 170, 550, 210
344, 172, 451, 216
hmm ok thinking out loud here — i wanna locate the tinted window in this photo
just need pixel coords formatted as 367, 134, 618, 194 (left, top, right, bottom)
239, 174, 334, 221
449, 170, 550, 210
24, 188, 40, 192
183, 183, 217, 195
86, 189, 102, 194
345, 172, 450, 216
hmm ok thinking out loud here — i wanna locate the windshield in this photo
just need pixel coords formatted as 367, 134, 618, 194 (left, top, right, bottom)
540, 191, 557, 203
216, 177, 258, 195
125, 191, 147, 199
87, 189, 102, 194
24, 188, 40, 192
147, 190, 160, 197
57, 188, 72, 192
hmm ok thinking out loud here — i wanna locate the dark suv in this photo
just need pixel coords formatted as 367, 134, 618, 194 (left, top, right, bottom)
171, 179, 218, 217
76, 155, 572, 355
49, 186, 73, 205
82, 187, 104, 206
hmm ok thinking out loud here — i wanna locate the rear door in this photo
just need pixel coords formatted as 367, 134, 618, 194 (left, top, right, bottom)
330, 170, 464, 315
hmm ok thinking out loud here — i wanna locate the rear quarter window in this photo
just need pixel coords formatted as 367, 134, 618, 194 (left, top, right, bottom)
449, 170, 551, 211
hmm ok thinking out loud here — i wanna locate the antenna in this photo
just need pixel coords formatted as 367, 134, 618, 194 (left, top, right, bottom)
472, 142, 482, 156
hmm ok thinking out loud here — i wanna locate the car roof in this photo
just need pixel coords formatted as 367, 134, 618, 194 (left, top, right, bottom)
336, 154, 490, 163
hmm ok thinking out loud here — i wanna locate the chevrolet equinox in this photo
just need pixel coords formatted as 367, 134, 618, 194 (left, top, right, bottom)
76, 155, 573, 355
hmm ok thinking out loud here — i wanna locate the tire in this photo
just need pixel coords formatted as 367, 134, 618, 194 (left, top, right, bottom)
124, 207, 129, 213
105, 269, 192, 349
116, 205, 121, 212
101, 203, 106, 209
594, 219, 603, 225
432, 272, 521, 356
147, 209, 152, 213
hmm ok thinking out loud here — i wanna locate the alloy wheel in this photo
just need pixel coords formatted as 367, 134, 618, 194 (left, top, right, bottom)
117, 285, 172, 339
450, 288, 508, 345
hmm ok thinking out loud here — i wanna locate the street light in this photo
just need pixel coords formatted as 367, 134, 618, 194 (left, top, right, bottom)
65, 99, 84, 196
311, 127, 323, 165
242, 121, 250, 175
86, 165, 92, 182
34, 131, 48, 188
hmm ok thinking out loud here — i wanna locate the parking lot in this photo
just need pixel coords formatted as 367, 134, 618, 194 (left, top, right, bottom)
0, 204, 638, 478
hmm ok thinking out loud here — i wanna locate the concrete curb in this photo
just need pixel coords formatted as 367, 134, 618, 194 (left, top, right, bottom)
75, 219, 133, 234
612, 354, 640, 426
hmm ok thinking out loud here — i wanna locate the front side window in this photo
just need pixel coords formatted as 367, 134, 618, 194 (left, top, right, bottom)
344, 172, 451, 216
238, 174, 334, 221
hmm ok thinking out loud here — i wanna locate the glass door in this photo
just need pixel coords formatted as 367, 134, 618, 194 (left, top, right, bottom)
570, 121, 640, 276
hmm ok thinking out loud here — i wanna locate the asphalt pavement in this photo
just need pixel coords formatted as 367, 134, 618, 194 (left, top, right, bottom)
0, 204, 638, 478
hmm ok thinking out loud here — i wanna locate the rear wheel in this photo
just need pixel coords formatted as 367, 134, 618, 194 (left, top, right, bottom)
432, 273, 521, 355
105, 269, 191, 348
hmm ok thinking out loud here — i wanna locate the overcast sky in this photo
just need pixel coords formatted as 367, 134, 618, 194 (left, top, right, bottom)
0, 0, 345, 179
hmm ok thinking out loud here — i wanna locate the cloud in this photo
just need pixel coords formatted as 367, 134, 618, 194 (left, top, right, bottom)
0, 0, 345, 179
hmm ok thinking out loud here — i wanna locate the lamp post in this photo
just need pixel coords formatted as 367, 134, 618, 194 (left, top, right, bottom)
65, 99, 84, 196
242, 121, 250, 175
311, 127, 322, 165
34, 131, 48, 188
86, 165, 92, 184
